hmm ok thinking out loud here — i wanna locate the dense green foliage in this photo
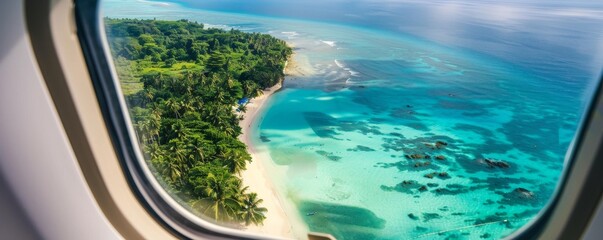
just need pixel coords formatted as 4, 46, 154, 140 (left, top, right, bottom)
105, 18, 291, 226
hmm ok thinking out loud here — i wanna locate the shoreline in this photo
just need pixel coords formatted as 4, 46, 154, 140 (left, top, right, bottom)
239, 51, 310, 239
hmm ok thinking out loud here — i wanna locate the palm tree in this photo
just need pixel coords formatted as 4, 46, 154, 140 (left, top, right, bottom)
238, 192, 267, 226
147, 142, 163, 162
165, 160, 183, 184
170, 120, 189, 140
217, 146, 250, 175
165, 138, 188, 185
148, 108, 161, 142
200, 172, 241, 222
165, 98, 182, 118
237, 104, 247, 114
183, 134, 206, 164
181, 100, 195, 112
140, 87, 155, 106
135, 119, 151, 144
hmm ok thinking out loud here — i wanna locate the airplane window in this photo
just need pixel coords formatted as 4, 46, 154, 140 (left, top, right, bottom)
99, 0, 603, 239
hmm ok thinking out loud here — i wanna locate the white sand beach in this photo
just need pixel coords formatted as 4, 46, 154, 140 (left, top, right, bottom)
238, 52, 313, 239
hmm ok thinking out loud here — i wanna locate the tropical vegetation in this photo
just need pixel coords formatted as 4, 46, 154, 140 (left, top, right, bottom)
105, 18, 290, 226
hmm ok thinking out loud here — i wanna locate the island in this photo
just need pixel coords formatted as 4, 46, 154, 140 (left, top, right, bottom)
105, 18, 292, 227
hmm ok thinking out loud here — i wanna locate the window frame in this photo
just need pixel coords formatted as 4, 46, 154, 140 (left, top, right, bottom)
73, 0, 603, 239
74, 0, 280, 239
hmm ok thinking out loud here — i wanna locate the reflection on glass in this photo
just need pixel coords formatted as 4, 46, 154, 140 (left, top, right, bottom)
102, 0, 603, 239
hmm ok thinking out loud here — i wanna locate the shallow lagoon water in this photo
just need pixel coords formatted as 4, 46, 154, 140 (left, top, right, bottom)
104, 0, 602, 239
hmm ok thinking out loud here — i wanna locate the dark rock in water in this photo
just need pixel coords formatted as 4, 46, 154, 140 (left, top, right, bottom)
402, 180, 416, 185
515, 187, 535, 199
414, 161, 431, 168
389, 132, 404, 137
480, 233, 491, 239
427, 183, 439, 187
425, 154, 431, 159
348, 145, 376, 152
408, 213, 419, 220
488, 159, 510, 168
433, 185, 470, 196
376, 159, 441, 172
438, 172, 451, 179
457, 155, 516, 174
478, 158, 510, 169
418, 186, 428, 192
357, 145, 376, 151
415, 226, 427, 232
316, 150, 342, 161
435, 155, 446, 160
423, 172, 451, 180
381, 180, 426, 195
423, 213, 442, 222
435, 141, 448, 149
406, 153, 427, 160
498, 187, 539, 206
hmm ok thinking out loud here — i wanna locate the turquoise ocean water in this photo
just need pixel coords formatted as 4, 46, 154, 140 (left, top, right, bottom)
104, 0, 603, 239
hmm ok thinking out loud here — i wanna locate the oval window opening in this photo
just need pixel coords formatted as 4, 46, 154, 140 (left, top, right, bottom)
100, 0, 603, 239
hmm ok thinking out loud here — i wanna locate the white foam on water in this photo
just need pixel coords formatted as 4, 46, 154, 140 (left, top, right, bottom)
334, 60, 360, 78
320, 40, 337, 47
282, 31, 300, 37
137, 0, 170, 6
204, 23, 231, 30
325, 70, 339, 77
315, 96, 335, 101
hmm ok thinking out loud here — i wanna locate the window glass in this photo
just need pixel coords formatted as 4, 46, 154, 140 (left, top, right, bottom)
101, 0, 603, 239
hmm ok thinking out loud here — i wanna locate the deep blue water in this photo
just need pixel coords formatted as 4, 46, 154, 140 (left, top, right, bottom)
104, 0, 603, 239
168, 0, 603, 97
